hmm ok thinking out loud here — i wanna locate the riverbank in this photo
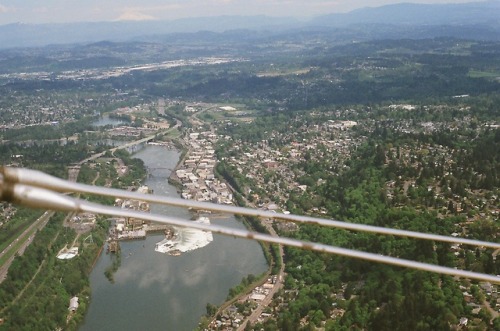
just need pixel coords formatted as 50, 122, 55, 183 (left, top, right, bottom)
169, 131, 233, 204
80, 145, 268, 331
79, 129, 273, 331
0, 212, 108, 331
167, 143, 187, 191
162, 131, 282, 330
194, 157, 285, 330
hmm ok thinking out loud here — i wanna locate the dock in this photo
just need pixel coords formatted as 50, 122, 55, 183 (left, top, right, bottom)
108, 224, 174, 242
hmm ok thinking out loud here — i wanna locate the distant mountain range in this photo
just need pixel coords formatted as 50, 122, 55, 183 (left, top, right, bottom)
1, 1, 499, 49
313, 1, 500, 26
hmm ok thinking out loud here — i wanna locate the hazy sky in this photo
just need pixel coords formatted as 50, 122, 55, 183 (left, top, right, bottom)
0, 0, 489, 25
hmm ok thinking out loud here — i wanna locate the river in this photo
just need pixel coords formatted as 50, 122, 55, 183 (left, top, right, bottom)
80, 145, 268, 331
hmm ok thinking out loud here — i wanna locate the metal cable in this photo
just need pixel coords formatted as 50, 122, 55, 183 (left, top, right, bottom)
1, 166, 499, 283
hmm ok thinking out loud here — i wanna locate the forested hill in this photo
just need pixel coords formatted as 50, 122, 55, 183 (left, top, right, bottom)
216, 104, 499, 329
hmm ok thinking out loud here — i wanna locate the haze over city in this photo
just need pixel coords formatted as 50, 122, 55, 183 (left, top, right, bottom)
0, 0, 491, 24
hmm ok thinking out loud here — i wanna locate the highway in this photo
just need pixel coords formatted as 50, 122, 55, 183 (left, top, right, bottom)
0, 211, 55, 283
0, 119, 182, 284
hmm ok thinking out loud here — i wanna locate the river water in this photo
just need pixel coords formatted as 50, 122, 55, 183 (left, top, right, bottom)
80, 145, 268, 331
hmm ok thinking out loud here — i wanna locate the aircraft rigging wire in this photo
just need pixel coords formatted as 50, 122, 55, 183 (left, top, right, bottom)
1, 166, 499, 284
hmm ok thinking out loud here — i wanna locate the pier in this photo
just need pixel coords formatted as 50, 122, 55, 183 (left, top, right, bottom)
108, 224, 173, 242
144, 224, 174, 233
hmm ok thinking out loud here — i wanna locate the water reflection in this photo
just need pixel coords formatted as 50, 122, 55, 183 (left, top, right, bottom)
80, 146, 268, 331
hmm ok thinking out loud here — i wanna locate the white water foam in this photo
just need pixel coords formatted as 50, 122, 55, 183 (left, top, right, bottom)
154, 217, 213, 255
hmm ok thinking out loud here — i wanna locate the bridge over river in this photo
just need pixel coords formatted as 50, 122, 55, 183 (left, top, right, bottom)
78, 119, 182, 165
